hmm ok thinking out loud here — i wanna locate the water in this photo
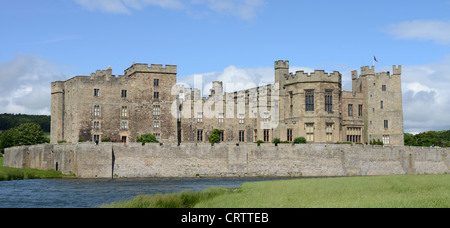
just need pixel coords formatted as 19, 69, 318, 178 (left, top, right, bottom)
0, 177, 293, 208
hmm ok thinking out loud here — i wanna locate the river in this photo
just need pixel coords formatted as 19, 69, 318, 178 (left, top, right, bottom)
0, 177, 294, 208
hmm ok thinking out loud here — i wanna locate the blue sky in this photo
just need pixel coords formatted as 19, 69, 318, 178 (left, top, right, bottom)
1, 0, 450, 133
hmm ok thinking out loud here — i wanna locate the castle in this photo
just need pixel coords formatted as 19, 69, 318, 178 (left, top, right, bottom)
50, 61, 404, 146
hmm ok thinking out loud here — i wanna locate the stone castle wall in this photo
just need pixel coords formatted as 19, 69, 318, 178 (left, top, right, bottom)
4, 143, 449, 178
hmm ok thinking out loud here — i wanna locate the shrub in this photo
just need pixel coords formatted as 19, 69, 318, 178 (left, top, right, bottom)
293, 137, 306, 144
272, 138, 281, 146
208, 129, 221, 146
370, 139, 384, 145
137, 134, 159, 145
256, 140, 264, 146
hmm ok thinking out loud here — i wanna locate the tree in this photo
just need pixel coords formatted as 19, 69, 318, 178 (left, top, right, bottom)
0, 123, 48, 153
136, 134, 159, 145
208, 129, 221, 145
0, 128, 19, 153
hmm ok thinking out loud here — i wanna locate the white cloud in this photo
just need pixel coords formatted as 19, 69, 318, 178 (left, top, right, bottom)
401, 56, 450, 133
0, 55, 70, 115
73, 0, 265, 19
385, 20, 450, 45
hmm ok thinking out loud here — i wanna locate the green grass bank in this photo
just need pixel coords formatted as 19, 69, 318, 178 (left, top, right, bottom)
0, 156, 71, 181
101, 175, 450, 208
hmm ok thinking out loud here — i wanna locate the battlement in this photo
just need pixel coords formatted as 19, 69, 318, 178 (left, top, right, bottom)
124, 63, 177, 76
275, 60, 289, 69
284, 69, 342, 84
90, 66, 113, 79
354, 65, 402, 80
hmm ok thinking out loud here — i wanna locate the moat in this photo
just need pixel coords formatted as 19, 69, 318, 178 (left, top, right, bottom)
0, 177, 293, 208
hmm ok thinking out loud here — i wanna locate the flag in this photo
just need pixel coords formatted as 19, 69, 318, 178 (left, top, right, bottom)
374, 56, 378, 62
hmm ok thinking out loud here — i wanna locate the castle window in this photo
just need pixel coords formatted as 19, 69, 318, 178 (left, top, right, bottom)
153, 105, 160, 116
305, 90, 314, 111
155, 133, 161, 141
94, 135, 100, 144
383, 135, 390, 145
197, 130, 203, 142
219, 131, 224, 142
121, 106, 128, 118
287, 129, 293, 142
358, 105, 363, 117
239, 114, 245, 124
326, 124, 333, 142
121, 90, 127, 98
154, 121, 159, 129
384, 120, 389, 129
382, 85, 386, 91
121, 121, 128, 129
218, 113, 224, 123
346, 127, 362, 143
264, 129, 270, 142
325, 91, 333, 113
348, 104, 353, 117
239, 130, 245, 142
306, 123, 314, 142
94, 89, 100, 97
154, 92, 159, 100
93, 121, 100, 129
154, 79, 159, 87
94, 105, 100, 117
381, 101, 384, 109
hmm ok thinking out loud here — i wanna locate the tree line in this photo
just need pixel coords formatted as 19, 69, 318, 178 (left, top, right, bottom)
0, 113, 50, 133
404, 130, 450, 148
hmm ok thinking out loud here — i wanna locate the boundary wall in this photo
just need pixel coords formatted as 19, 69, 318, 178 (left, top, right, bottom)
4, 143, 449, 178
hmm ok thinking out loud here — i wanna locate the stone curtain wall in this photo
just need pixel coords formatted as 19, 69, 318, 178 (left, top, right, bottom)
5, 143, 449, 178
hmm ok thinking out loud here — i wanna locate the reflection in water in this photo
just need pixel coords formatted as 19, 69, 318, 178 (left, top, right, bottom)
0, 177, 296, 208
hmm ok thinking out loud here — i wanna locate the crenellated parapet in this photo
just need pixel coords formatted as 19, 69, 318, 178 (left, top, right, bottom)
124, 63, 177, 76
283, 69, 342, 84
353, 65, 402, 80
90, 66, 113, 80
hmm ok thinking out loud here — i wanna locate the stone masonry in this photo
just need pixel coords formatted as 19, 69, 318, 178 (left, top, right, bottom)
51, 61, 404, 146
4, 143, 449, 178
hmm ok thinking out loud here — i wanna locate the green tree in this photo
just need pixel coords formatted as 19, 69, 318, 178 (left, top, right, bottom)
136, 134, 159, 145
404, 133, 416, 146
208, 129, 221, 145
0, 128, 19, 153
15, 123, 48, 146
0, 123, 48, 153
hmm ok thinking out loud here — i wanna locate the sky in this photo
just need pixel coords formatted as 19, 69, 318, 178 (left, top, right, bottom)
1, 0, 450, 134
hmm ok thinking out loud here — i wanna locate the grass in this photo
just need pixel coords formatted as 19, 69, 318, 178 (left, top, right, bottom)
101, 175, 450, 208
0, 156, 70, 181
196, 175, 450, 208
99, 188, 236, 208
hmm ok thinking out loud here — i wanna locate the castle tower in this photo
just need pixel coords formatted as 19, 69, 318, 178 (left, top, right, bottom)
50, 81, 65, 144
353, 65, 404, 145
275, 60, 289, 86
